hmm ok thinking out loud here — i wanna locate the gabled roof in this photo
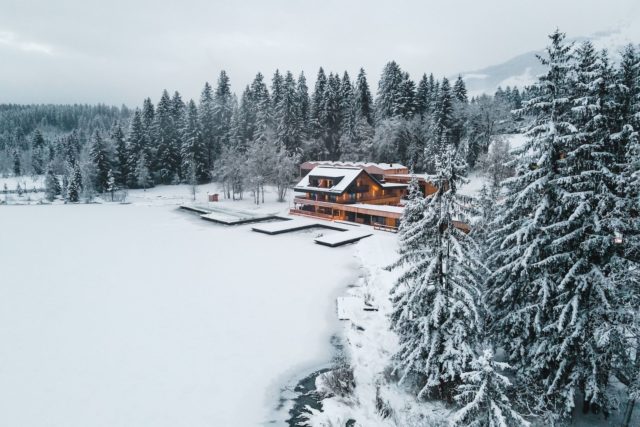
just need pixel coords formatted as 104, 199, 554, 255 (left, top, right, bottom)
294, 166, 363, 194
294, 166, 407, 195
300, 161, 408, 175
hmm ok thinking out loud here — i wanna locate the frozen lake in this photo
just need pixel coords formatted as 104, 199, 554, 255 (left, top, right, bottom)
0, 204, 358, 426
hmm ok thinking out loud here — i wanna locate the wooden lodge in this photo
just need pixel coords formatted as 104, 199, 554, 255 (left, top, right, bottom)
292, 162, 441, 230
293, 161, 471, 232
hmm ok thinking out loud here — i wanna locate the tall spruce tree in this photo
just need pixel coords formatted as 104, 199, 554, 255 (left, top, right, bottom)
89, 130, 110, 193
31, 129, 46, 174
111, 124, 128, 187
275, 71, 301, 153
199, 82, 216, 170
390, 143, 484, 401
483, 31, 633, 418
155, 89, 179, 183
354, 67, 374, 125
181, 99, 209, 183
213, 71, 233, 160
127, 109, 146, 188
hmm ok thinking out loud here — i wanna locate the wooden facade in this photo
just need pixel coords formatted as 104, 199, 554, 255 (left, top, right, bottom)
293, 164, 468, 232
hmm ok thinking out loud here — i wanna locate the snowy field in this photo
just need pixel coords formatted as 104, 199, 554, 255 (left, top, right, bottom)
0, 200, 361, 426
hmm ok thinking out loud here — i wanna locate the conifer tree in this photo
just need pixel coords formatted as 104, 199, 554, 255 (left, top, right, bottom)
484, 32, 634, 417
310, 67, 327, 139
13, 150, 21, 176
390, 143, 484, 400
275, 71, 301, 153
44, 166, 61, 201
199, 82, 216, 170
181, 99, 209, 183
376, 61, 404, 121
452, 349, 530, 427
416, 73, 430, 117
67, 162, 82, 202
111, 124, 128, 187
453, 76, 468, 103
354, 67, 373, 125
31, 129, 46, 174
155, 89, 179, 183
213, 71, 233, 159
296, 72, 310, 140
127, 109, 146, 188
135, 153, 152, 191
90, 130, 110, 193
106, 169, 118, 201
271, 69, 284, 111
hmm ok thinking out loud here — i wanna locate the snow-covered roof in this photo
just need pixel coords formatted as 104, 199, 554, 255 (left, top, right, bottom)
294, 166, 364, 194
302, 161, 407, 171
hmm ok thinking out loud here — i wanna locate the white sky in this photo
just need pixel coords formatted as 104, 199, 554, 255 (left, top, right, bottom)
1, 0, 638, 106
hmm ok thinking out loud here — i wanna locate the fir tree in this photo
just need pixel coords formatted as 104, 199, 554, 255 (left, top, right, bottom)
453, 76, 468, 103
213, 71, 233, 159
90, 130, 110, 193
135, 153, 152, 191
181, 99, 209, 183
155, 89, 179, 183
199, 82, 216, 170
31, 129, 46, 174
452, 349, 530, 427
106, 169, 118, 201
111, 124, 128, 187
390, 144, 484, 400
127, 109, 146, 188
296, 72, 311, 141
67, 162, 82, 202
354, 67, 374, 125
44, 166, 61, 201
275, 71, 301, 153
13, 150, 21, 176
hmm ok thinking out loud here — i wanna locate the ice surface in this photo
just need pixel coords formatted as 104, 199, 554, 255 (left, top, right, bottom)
0, 201, 359, 427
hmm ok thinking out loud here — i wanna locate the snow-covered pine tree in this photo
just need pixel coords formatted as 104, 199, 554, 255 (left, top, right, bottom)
199, 82, 216, 170
485, 32, 633, 418
171, 91, 186, 178
13, 150, 21, 176
390, 142, 485, 401
453, 76, 468, 104
135, 153, 152, 191
275, 71, 301, 153
181, 99, 209, 183
452, 349, 530, 427
106, 169, 117, 201
354, 67, 374, 126
127, 109, 147, 188
90, 130, 110, 193
271, 69, 284, 111
111, 124, 128, 188
485, 29, 577, 416
31, 129, 46, 174
44, 165, 61, 201
155, 90, 179, 183
398, 72, 417, 119
416, 73, 431, 117
376, 61, 404, 121
213, 71, 233, 161
67, 162, 82, 202
296, 72, 310, 142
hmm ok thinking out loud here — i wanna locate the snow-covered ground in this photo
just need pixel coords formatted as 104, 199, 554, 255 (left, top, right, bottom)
0, 188, 363, 427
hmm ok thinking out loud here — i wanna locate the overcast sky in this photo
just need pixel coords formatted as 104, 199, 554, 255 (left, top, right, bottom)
1, 0, 638, 106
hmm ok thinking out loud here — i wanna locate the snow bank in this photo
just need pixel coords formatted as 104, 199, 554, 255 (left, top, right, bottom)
303, 233, 451, 426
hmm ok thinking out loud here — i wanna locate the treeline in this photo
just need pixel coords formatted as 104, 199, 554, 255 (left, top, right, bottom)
390, 32, 640, 425
2, 61, 524, 202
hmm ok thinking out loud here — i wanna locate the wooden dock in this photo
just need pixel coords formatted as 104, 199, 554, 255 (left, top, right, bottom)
314, 230, 373, 247
251, 218, 347, 235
